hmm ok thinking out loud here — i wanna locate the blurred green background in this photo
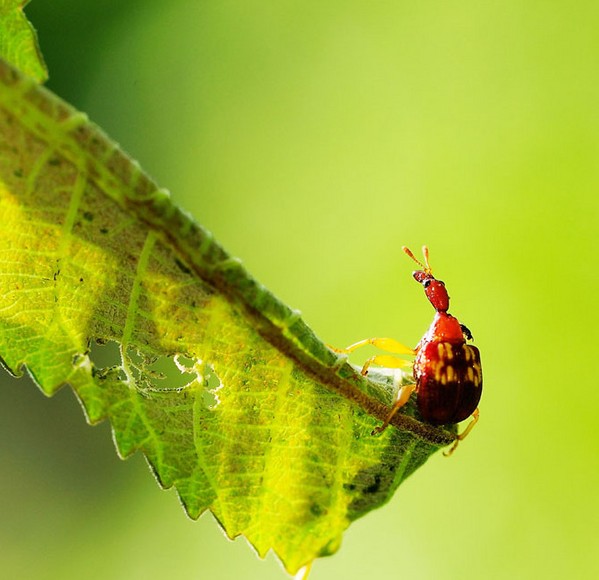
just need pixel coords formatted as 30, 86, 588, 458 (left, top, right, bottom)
2, 1, 599, 578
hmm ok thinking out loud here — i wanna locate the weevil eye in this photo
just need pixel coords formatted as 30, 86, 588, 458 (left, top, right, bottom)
423, 278, 445, 289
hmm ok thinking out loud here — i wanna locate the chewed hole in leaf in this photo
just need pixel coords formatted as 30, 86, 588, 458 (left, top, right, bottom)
88, 340, 221, 406
203, 365, 222, 409
90, 339, 121, 368
174, 355, 221, 409
86, 340, 127, 382
86, 339, 201, 394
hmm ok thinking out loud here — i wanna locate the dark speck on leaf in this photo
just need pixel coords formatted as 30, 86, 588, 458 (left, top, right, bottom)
175, 258, 192, 275
310, 503, 326, 517
364, 475, 382, 494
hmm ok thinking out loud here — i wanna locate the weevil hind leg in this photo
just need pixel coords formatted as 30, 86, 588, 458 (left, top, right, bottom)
444, 408, 480, 456
371, 382, 417, 435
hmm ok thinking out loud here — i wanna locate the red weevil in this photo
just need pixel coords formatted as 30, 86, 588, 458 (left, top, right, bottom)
341, 246, 482, 455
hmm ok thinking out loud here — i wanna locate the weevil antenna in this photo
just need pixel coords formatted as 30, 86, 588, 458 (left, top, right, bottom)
422, 245, 432, 273
402, 245, 433, 274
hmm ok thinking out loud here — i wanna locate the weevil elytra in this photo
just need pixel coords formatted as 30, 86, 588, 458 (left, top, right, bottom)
340, 246, 482, 455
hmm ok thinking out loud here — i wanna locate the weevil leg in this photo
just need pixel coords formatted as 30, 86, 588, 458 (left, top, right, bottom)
358, 354, 412, 376
331, 337, 415, 375
444, 408, 480, 456
371, 382, 417, 435
342, 337, 415, 356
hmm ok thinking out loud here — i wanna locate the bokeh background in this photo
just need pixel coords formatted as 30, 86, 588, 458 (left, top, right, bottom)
2, 1, 598, 578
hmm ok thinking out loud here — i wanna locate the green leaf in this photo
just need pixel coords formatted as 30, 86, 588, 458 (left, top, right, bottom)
0, 58, 455, 575
0, 1, 47, 83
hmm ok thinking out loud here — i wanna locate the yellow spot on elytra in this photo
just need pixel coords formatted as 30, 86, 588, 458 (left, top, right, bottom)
434, 361, 443, 382
446, 365, 455, 382
472, 363, 482, 386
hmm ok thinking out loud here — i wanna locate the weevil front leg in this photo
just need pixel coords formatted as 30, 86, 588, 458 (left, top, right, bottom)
444, 408, 480, 456
371, 382, 417, 435
333, 337, 415, 375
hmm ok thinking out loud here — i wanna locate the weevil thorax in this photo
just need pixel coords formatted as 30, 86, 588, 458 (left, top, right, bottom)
420, 311, 465, 346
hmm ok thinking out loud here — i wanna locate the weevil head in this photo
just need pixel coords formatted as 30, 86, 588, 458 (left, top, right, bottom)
403, 246, 451, 313
413, 270, 450, 313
